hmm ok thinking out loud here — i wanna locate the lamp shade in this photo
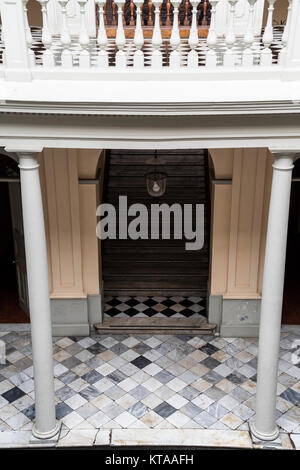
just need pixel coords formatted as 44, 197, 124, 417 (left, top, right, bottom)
145, 170, 167, 197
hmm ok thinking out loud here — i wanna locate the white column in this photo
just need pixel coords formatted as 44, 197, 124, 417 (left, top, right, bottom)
250, 151, 296, 441
5, 148, 60, 440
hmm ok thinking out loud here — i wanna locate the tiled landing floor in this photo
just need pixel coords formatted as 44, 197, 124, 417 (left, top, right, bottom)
104, 296, 207, 320
0, 327, 299, 437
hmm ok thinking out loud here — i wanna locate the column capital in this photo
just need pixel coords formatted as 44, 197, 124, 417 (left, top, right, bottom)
268, 149, 299, 171
4, 146, 43, 170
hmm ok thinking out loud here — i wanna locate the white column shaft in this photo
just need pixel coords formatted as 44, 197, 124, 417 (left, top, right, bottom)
251, 154, 295, 441
18, 152, 59, 439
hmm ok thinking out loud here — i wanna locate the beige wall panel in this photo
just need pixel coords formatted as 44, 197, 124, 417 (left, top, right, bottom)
79, 184, 100, 295
43, 148, 85, 298
225, 148, 267, 298
77, 149, 102, 179
209, 148, 234, 179
39, 152, 53, 294
210, 184, 232, 295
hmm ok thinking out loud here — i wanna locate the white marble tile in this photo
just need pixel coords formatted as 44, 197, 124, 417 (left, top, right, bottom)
94, 430, 111, 446
111, 429, 253, 448
290, 433, 300, 450
57, 429, 98, 447
0, 431, 32, 448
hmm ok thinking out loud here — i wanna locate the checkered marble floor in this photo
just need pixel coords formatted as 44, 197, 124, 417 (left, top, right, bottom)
104, 296, 207, 320
0, 326, 299, 436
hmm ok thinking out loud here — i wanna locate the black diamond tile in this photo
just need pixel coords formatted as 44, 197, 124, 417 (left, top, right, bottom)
199, 343, 219, 355
158, 308, 175, 317
131, 355, 152, 369
179, 308, 196, 318
56, 402, 73, 420
280, 388, 300, 406
143, 298, 157, 307
106, 298, 122, 307
142, 308, 157, 317
227, 372, 248, 385
201, 357, 221, 369
161, 298, 177, 308
123, 308, 140, 317
180, 298, 194, 307
154, 402, 176, 418
87, 343, 106, 355
126, 298, 140, 307
105, 308, 121, 317
22, 404, 35, 420
2, 387, 25, 403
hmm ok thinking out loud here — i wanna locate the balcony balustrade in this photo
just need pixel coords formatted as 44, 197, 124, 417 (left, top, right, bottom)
0, 0, 299, 81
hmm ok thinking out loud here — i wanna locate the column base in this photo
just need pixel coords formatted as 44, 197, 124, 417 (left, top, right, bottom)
249, 422, 279, 442
32, 421, 61, 440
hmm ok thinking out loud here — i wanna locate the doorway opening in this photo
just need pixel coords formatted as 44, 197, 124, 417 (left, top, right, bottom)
0, 155, 29, 323
282, 158, 300, 325
98, 149, 214, 333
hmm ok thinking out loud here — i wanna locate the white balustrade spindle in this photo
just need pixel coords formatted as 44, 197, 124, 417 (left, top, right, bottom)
134, 0, 144, 68
279, 0, 293, 66
242, 0, 257, 66
206, 0, 219, 68
97, 0, 108, 67
170, 0, 181, 68
187, 0, 199, 68
58, 0, 72, 67
78, 0, 90, 67
22, 0, 35, 66
151, 0, 163, 68
38, 0, 55, 67
224, 0, 238, 67
261, 0, 277, 66
115, 0, 126, 68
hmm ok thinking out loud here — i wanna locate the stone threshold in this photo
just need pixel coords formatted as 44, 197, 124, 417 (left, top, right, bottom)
0, 428, 298, 450
95, 318, 216, 335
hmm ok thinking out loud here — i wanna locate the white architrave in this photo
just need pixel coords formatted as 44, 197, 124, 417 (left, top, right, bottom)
4, 147, 60, 440
250, 151, 297, 441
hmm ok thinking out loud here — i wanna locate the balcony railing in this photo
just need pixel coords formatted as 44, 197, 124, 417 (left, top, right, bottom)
0, 0, 299, 81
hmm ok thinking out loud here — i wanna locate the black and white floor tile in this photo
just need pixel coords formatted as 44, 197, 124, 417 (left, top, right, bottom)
104, 296, 207, 320
0, 327, 299, 434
